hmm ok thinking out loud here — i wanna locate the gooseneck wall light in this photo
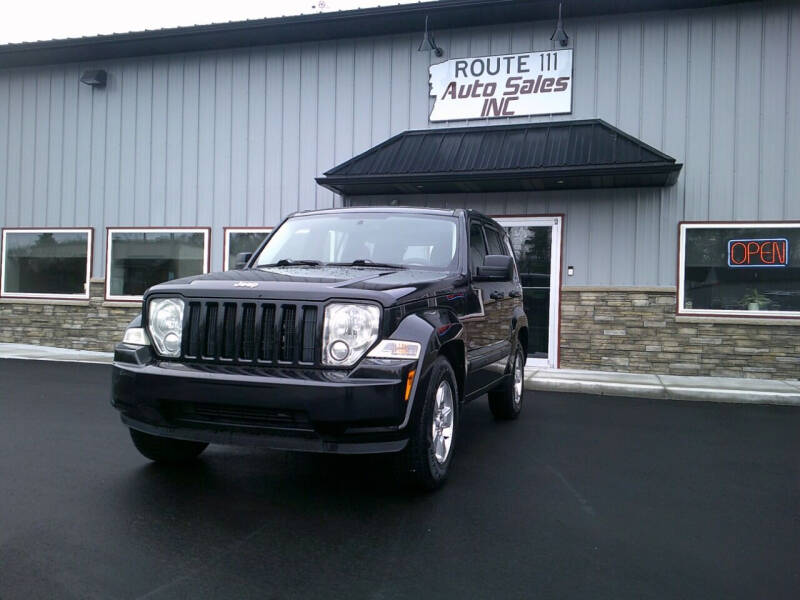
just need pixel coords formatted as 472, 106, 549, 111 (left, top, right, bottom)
550, 2, 569, 48
418, 16, 444, 57
80, 69, 107, 88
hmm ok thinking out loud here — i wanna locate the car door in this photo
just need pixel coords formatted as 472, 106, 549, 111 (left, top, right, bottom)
463, 220, 512, 397
483, 223, 520, 345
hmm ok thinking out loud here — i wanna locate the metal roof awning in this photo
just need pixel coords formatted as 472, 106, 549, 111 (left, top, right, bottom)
316, 119, 683, 196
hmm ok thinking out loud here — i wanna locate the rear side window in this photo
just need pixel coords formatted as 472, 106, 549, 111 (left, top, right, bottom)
484, 227, 507, 256
469, 223, 487, 275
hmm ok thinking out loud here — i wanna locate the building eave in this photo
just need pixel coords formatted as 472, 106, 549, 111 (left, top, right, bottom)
0, 0, 752, 69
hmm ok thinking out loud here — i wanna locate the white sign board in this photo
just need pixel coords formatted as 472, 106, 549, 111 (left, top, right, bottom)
428, 49, 573, 122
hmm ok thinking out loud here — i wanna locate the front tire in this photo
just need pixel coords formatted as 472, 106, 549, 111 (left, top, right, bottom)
397, 357, 459, 490
129, 428, 208, 463
488, 346, 525, 420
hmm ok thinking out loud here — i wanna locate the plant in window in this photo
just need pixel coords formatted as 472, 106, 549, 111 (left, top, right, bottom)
739, 288, 772, 311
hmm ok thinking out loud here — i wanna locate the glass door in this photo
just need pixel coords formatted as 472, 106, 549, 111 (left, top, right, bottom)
496, 217, 562, 368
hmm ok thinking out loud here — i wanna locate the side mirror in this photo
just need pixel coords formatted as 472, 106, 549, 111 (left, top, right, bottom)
233, 252, 253, 270
475, 255, 513, 281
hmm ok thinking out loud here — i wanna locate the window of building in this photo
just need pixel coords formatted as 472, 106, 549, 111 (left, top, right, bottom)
678, 222, 800, 317
1, 228, 92, 299
106, 228, 209, 301
223, 228, 272, 270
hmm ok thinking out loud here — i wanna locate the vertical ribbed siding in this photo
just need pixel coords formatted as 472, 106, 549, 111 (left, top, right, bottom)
0, 3, 797, 287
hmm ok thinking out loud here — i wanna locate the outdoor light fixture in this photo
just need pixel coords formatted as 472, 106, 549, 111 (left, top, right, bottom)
418, 16, 444, 57
80, 69, 107, 88
550, 2, 569, 47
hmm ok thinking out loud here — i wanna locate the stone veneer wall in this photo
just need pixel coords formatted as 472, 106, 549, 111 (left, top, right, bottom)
0, 280, 139, 352
560, 288, 800, 380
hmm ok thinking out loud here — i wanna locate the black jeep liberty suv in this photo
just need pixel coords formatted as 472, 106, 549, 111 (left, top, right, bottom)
112, 207, 528, 489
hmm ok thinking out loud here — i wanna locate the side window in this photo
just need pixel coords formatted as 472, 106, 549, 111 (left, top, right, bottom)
469, 223, 488, 275
484, 227, 507, 256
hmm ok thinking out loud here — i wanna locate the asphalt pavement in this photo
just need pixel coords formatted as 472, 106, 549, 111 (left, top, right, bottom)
1, 359, 798, 599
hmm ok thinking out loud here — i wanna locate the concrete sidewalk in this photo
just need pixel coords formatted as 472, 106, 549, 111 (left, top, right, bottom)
1, 342, 798, 405
525, 367, 800, 406
0, 343, 113, 364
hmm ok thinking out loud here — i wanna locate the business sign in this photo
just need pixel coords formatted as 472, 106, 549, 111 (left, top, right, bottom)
728, 238, 789, 268
428, 49, 573, 122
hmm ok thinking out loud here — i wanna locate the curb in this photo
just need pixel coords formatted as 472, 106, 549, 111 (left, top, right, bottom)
0, 355, 113, 365
0, 344, 113, 365
524, 372, 800, 406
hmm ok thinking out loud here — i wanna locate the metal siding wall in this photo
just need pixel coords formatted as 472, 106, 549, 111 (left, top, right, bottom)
264, 50, 284, 222
316, 42, 337, 211
788, 8, 800, 220
298, 45, 319, 213
0, 2, 797, 283
333, 40, 355, 182
5, 72, 22, 227
150, 59, 168, 227
246, 49, 267, 225
212, 52, 232, 241
759, 4, 790, 220
0, 73, 9, 226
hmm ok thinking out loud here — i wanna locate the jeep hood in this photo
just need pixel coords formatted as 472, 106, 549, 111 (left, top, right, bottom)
145, 266, 459, 306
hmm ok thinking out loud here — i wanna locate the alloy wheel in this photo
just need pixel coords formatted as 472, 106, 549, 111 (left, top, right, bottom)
431, 380, 454, 464
513, 352, 524, 407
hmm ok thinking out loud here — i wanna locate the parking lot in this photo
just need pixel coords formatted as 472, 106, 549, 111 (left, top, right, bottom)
1, 358, 798, 599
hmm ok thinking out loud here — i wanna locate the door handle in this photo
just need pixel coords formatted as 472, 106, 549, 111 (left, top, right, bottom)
508, 289, 522, 298
490, 291, 504, 300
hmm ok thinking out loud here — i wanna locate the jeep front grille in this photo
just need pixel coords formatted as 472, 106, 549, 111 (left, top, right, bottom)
182, 300, 319, 365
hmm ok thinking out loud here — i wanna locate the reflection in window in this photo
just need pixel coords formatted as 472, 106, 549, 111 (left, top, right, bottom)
107, 229, 208, 300
505, 226, 552, 356
225, 230, 272, 270
681, 224, 800, 315
1, 229, 91, 297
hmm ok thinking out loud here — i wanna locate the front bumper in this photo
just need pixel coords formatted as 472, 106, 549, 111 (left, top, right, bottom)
112, 345, 418, 454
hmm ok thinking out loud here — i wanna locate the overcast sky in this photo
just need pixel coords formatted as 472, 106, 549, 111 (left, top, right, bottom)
0, 0, 421, 45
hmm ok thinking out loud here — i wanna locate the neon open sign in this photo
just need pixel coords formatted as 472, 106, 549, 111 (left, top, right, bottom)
728, 238, 789, 268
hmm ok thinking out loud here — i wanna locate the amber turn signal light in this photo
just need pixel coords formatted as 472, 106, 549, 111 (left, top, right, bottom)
404, 369, 416, 402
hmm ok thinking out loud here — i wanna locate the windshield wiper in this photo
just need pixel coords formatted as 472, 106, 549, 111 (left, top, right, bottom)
330, 259, 407, 269
258, 259, 323, 268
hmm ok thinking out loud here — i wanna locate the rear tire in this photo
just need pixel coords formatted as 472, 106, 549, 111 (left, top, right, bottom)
397, 357, 459, 491
129, 428, 208, 463
488, 346, 525, 420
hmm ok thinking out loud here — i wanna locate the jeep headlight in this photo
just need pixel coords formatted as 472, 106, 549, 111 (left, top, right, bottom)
322, 303, 380, 367
148, 298, 184, 357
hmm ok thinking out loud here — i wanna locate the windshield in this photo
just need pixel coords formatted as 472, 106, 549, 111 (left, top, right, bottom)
253, 213, 459, 270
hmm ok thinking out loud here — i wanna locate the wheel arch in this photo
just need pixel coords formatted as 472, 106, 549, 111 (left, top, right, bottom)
517, 326, 529, 358
438, 339, 466, 402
